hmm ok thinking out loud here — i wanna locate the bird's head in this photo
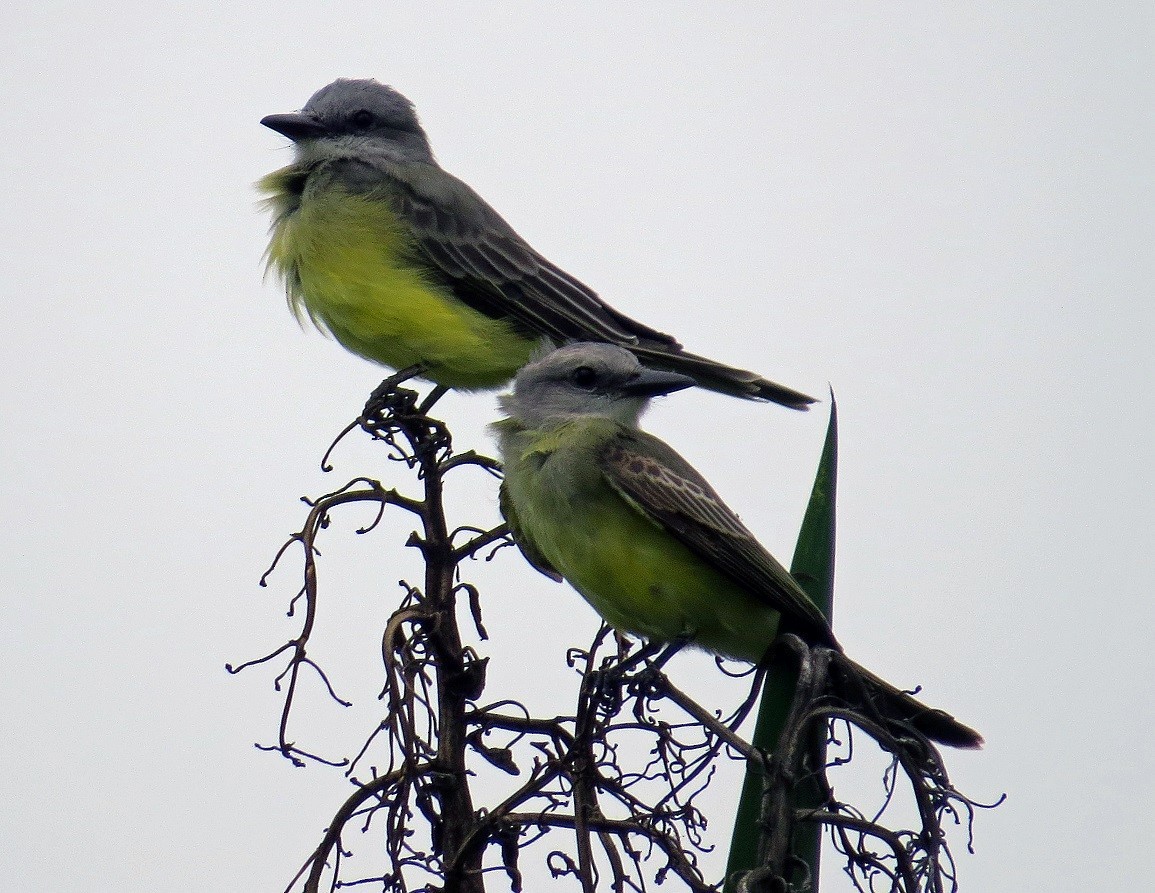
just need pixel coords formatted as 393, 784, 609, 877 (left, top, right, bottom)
261, 78, 434, 164
501, 344, 695, 428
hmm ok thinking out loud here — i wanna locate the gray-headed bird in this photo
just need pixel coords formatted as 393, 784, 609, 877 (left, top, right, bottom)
493, 343, 981, 748
259, 79, 814, 408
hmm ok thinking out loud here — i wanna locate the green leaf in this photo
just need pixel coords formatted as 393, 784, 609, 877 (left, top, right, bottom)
724, 396, 837, 892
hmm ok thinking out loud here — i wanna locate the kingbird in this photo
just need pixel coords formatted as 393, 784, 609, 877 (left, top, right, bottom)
259, 79, 814, 408
494, 344, 981, 748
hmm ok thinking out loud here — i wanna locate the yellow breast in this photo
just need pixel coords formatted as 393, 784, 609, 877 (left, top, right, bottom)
261, 172, 535, 389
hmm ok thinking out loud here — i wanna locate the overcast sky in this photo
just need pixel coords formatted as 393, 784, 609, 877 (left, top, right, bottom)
2, 3, 1152, 892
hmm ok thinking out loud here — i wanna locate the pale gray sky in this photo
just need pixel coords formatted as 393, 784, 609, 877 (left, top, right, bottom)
2, 3, 1152, 891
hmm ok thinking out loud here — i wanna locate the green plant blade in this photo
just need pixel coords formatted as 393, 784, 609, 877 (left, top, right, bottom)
725, 396, 837, 892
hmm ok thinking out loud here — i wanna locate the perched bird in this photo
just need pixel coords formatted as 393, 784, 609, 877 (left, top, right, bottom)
258, 78, 814, 408
493, 343, 982, 749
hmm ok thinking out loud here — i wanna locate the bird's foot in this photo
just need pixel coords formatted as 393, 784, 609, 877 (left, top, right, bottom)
417, 385, 449, 415
361, 364, 429, 420
626, 639, 688, 697
647, 638, 688, 672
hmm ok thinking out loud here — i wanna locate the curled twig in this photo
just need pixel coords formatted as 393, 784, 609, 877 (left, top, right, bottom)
239, 381, 996, 893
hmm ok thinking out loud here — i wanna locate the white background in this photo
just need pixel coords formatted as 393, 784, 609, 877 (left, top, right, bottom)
2, 3, 1151, 891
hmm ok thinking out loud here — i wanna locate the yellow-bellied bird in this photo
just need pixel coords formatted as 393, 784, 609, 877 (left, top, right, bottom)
493, 344, 981, 748
259, 79, 814, 408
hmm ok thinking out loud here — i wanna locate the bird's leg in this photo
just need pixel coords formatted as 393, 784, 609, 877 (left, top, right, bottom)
613, 630, 632, 661
619, 639, 693, 723
620, 637, 689, 697
609, 638, 666, 677
362, 364, 429, 419
417, 385, 449, 415
585, 637, 661, 716
647, 638, 689, 672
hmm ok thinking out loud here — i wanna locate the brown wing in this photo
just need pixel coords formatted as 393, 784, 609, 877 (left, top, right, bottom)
388, 163, 679, 346
599, 430, 837, 647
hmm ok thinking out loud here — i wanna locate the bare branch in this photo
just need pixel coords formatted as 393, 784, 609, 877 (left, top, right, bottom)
236, 379, 996, 893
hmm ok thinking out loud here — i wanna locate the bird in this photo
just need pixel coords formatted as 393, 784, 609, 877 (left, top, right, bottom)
258, 78, 815, 408
493, 343, 982, 749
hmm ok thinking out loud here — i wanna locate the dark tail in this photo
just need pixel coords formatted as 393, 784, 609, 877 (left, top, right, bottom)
630, 343, 817, 410
836, 657, 984, 750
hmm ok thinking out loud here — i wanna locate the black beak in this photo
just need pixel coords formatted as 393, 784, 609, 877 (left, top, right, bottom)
619, 368, 696, 398
260, 112, 329, 142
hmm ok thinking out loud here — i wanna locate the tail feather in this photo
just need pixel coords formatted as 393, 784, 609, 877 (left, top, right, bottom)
837, 657, 984, 750
629, 343, 817, 410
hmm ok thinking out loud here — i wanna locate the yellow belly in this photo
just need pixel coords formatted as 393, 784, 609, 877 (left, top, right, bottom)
264, 183, 536, 389
553, 492, 779, 662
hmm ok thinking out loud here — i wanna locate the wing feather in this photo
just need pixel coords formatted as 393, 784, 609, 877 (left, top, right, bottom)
388, 166, 679, 345
599, 431, 837, 646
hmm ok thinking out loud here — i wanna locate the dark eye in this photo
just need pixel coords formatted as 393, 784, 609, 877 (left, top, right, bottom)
569, 366, 598, 389
351, 109, 375, 129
